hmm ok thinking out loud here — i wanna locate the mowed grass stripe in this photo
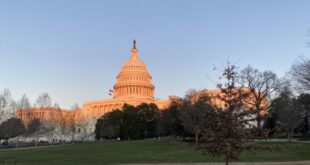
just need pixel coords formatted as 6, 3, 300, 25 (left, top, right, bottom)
0, 140, 310, 165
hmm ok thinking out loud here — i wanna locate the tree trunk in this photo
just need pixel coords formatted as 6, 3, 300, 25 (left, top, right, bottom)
51, 131, 54, 144
72, 132, 75, 144
225, 158, 229, 165
257, 117, 261, 130
256, 106, 262, 135
290, 127, 294, 140
195, 132, 199, 145
33, 133, 36, 146
35, 132, 38, 146
15, 136, 19, 148
307, 113, 310, 138
286, 129, 289, 140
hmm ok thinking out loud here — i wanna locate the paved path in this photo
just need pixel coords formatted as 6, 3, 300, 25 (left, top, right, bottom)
0, 144, 72, 152
132, 161, 310, 165
255, 139, 310, 143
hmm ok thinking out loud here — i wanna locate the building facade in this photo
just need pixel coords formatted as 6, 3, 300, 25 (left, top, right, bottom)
80, 40, 173, 122
16, 41, 173, 127
16, 41, 268, 134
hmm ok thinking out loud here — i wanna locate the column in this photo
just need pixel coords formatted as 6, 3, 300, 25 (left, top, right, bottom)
147, 87, 149, 96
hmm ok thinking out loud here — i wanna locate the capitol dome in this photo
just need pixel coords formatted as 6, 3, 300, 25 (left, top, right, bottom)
113, 40, 155, 100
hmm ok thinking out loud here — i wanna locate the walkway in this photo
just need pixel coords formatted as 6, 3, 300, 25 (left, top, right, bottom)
142, 162, 310, 165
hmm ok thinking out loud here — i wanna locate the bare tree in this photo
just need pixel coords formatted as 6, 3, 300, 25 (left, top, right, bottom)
45, 104, 62, 143
0, 89, 13, 123
290, 57, 310, 93
69, 103, 80, 144
5, 96, 20, 145
179, 90, 212, 144
53, 103, 60, 109
17, 94, 31, 122
71, 103, 80, 111
59, 112, 67, 143
278, 100, 302, 140
69, 112, 77, 144
272, 86, 303, 140
0, 88, 20, 146
33, 93, 54, 142
9, 100, 18, 118
27, 118, 42, 146
306, 29, 310, 47
17, 94, 31, 109
198, 63, 257, 165
35, 92, 52, 108
296, 93, 310, 138
0, 118, 26, 147
239, 65, 282, 131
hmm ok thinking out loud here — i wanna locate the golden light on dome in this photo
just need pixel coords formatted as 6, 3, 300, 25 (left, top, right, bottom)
114, 40, 155, 100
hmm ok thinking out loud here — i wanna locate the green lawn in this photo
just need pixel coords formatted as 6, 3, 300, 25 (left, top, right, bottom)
0, 140, 310, 165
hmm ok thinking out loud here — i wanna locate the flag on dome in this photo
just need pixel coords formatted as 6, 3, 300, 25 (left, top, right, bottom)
109, 89, 114, 96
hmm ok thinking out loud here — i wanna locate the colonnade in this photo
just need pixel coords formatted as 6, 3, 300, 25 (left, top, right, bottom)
114, 85, 154, 97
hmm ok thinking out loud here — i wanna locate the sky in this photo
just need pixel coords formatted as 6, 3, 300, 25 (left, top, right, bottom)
0, 0, 310, 109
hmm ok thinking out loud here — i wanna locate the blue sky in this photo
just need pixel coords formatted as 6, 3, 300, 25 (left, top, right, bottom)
0, 0, 310, 108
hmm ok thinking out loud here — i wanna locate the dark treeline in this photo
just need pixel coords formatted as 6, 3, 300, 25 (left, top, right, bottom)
95, 103, 164, 140
0, 117, 42, 146
263, 91, 310, 139
94, 99, 201, 141
94, 99, 204, 141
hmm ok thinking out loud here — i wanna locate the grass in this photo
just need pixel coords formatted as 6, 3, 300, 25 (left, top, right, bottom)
0, 140, 310, 165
